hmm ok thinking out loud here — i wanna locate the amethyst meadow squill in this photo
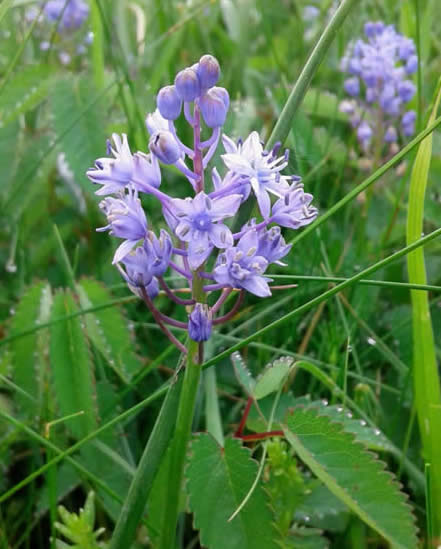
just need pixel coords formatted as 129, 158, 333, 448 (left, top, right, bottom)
87, 55, 318, 346
340, 22, 417, 154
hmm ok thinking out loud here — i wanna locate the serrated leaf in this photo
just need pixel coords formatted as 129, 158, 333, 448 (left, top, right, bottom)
50, 290, 97, 438
284, 408, 418, 549
231, 351, 255, 396
247, 395, 394, 453
9, 282, 50, 421
78, 278, 142, 382
294, 483, 349, 533
51, 77, 107, 196
0, 65, 52, 127
186, 435, 279, 549
254, 357, 293, 400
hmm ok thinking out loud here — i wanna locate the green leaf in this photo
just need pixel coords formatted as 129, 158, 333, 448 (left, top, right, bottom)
0, 65, 52, 128
77, 278, 142, 382
51, 77, 107, 196
9, 282, 51, 421
406, 80, 441, 538
186, 434, 279, 549
284, 408, 418, 549
231, 351, 255, 396
254, 357, 293, 400
50, 290, 97, 439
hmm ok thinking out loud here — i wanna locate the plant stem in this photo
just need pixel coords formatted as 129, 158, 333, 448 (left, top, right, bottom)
158, 103, 206, 549
266, 0, 357, 150
159, 339, 202, 549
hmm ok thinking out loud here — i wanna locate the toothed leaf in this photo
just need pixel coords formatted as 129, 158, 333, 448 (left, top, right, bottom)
284, 407, 418, 549
254, 357, 293, 400
50, 290, 97, 438
186, 435, 279, 549
78, 278, 142, 382
231, 351, 256, 396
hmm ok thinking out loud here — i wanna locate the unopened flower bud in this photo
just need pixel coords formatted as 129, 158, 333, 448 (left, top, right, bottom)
188, 304, 212, 342
197, 54, 220, 89
157, 85, 182, 120
174, 67, 201, 102
149, 131, 181, 164
199, 88, 228, 128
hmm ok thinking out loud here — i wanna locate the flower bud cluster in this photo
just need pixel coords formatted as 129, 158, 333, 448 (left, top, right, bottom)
340, 22, 417, 153
87, 55, 317, 344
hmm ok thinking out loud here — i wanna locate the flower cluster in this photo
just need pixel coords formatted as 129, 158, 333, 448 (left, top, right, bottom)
27, 1, 91, 65
43, 0, 89, 30
340, 22, 417, 153
87, 55, 317, 346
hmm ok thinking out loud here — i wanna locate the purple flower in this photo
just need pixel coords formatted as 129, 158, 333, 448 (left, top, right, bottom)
157, 85, 182, 120
357, 121, 373, 147
144, 230, 173, 277
44, 0, 89, 30
131, 152, 162, 192
213, 230, 272, 297
271, 183, 318, 229
341, 22, 418, 149
170, 191, 241, 269
149, 131, 182, 165
188, 304, 212, 341
221, 132, 290, 218
87, 134, 134, 195
146, 109, 170, 136
117, 246, 159, 299
197, 55, 220, 90
344, 77, 360, 97
402, 110, 416, 136
256, 226, 292, 265
384, 126, 398, 143
398, 80, 416, 102
199, 88, 229, 128
174, 67, 201, 102
97, 187, 148, 263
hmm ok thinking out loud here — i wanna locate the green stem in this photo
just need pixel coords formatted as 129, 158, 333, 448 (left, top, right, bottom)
406, 81, 441, 545
90, 0, 105, 89
108, 373, 183, 549
266, 0, 357, 149
159, 103, 206, 548
159, 340, 202, 549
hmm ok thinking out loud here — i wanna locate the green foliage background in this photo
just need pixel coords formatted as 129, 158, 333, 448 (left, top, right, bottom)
0, 0, 440, 548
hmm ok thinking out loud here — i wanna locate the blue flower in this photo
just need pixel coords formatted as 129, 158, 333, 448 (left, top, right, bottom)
188, 304, 212, 342
271, 183, 318, 230
87, 134, 135, 195
221, 132, 290, 218
97, 187, 148, 264
170, 192, 241, 269
213, 230, 272, 297
44, 0, 89, 30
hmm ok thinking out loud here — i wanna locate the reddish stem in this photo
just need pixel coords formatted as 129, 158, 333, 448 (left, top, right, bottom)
236, 430, 284, 442
234, 396, 253, 437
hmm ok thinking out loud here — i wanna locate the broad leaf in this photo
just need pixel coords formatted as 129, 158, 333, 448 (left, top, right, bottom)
186, 435, 279, 549
284, 408, 418, 549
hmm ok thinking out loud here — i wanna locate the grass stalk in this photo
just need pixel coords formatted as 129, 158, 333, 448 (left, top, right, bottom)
406, 81, 441, 545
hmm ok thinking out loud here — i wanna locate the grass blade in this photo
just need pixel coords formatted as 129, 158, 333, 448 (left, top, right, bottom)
406, 80, 441, 542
